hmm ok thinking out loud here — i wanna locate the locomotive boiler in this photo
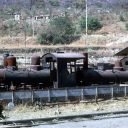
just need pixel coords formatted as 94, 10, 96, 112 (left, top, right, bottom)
0, 52, 128, 90
0, 54, 51, 89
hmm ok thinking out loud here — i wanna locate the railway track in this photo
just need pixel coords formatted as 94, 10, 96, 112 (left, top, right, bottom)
0, 85, 128, 127
1, 110, 128, 128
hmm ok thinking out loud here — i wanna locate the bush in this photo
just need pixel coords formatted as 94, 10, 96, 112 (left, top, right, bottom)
37, 32, 80, 45
1, 20, 20, 36
50, 16, 75, 35
73, 1, 86, 10
80, 16, 102, 32
0, 24, 8, 36
125, 23, 128, 30
37, 15, 79, 45
88, 17, 102, 31
119, 15, 125, 22
49, 0, 60, 6
37, 33, 47, 44
23, 22, 33, 36
37, 31, 54, 45
53, 35, 64, 44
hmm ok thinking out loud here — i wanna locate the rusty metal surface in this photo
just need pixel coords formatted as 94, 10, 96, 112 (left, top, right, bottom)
114, 59, 123, 71
31, 55, 40, 65
3, 53, 9, 67
6, 56, 16, 67
42, 53, 85, 62
3, 57, 8, 67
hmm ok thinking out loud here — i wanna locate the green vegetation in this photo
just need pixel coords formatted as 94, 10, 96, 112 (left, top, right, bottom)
49, 0, 60, 6
80, 16, 102, 32
37, 15, 78, 45
72, 0, 86, 9
119, 15, 125, 22
23, 21, 33, 36
50, 15, 75, 35
1, 0, 127, 45
125, 23, 128, 30
0, 20, 20, 36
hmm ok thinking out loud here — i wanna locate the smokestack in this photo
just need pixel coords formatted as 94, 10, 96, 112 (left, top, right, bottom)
83, 53, 88, 69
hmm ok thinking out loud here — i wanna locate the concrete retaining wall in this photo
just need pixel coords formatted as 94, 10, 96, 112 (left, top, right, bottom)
0, 85, 128, 103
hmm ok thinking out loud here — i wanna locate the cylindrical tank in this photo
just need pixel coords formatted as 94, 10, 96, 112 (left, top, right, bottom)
99, 70, 128, 83
29, 65, 42, 71
6, 56, 16, 67
31, 55, 40, 65
28, 69, 50, 83
82, 69, 128, 84
116, 71, 128, 82
4, 69, 51, 85
5, 70, 28, 83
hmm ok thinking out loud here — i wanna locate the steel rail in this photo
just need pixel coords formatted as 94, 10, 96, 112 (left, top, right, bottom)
1, 110, 128, 127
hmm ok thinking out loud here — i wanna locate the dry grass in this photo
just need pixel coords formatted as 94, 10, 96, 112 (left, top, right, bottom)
2, 98, 128, 121
0, 32, 127, 49
97, 22, 127, 35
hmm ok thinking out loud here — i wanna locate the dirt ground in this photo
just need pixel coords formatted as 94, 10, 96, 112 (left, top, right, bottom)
2, 97, 128, 121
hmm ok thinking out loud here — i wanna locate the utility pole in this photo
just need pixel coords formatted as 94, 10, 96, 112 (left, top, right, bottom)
24, 21, 27, 67
32, 17, 34, 38
85, 0, 88, 36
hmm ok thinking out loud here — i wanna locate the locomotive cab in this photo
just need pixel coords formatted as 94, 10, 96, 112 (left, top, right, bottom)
42, 52, 87, 88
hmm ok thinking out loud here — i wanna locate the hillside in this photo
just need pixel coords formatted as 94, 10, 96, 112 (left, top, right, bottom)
0, 0, 128, 48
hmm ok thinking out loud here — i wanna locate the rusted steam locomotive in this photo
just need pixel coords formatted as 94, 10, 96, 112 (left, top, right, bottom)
0, 52, 128, 90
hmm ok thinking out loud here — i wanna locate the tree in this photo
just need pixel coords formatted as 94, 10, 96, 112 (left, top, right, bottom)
37, 15, 78, 45
80, 16, 102, 32
23, 21, 33, 36
4, 20, 20, 37
125, 23, 128, 30
49, 0, 60, 6
50, 15, 75, 36
119, 15, 125, 22
74, 0, 86, 10
34, 0, 46, 9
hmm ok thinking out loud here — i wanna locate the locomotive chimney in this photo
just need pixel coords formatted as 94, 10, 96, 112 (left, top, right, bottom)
3, 53, 9, 68
31, 55, 40, 65
7, 55, 17, 67
30, 55, 41, 70
6, 55, 17, 70
83, 53, 88, 69
114, 59, 123, 71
